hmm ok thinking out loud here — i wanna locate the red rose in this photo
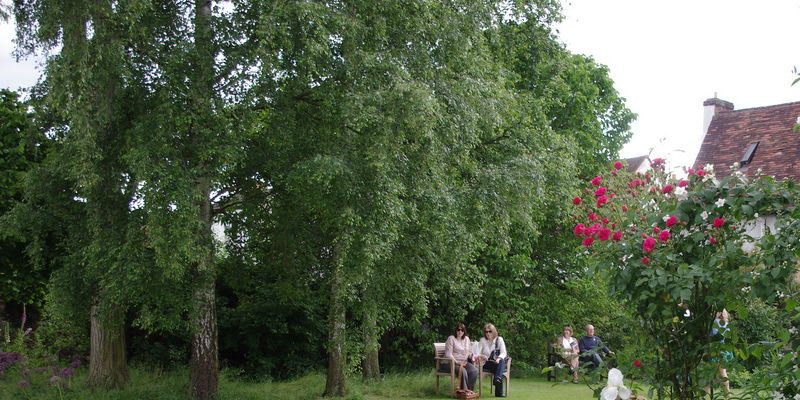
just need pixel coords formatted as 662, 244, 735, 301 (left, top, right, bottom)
598, 228, 611, 241
659, 230, 670, 242
595, 187, 607, 197
591, 176, 602, 186
642, 256, 649, 264
614, 161, 623, 170
662, 184, 673, 194
574, 223, 585, 236
710, 238, 717, 244
602, 218, 610, 224
573, 197, 581, 205
713, 218, 724, 228
666, 216, 677, 227
678, 180, 688, 188
582, 237, 594, 247
643, 237, 656, 253
634, 360, 642, 367
622, 205, 628, 212
612, 231, 622, 242
596, 195, 608, 207
653, 227, 660, 234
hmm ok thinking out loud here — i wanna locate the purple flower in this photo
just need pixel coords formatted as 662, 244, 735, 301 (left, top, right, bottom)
24, 328, 32, 336
18, 380, 30, 389
21, 314, 26, 324
70, 359, 82, 369
60, 367, 74, 378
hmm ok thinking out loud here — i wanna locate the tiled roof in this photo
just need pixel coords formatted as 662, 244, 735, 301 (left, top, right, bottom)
693, 101, 800, 182
625, 155, 650, 174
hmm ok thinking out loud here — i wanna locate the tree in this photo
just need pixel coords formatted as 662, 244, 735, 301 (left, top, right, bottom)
0, 89, 49, 313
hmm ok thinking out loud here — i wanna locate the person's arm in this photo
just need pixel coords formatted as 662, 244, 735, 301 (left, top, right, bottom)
479, 338, 490, 360
599, 337, 613, 355
578, 337, 587, 353
444, 336, 456, 362
496, 337, 507, 361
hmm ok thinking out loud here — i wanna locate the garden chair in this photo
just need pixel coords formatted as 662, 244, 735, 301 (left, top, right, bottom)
433, 342, 459, 398
478, 357, 511, 396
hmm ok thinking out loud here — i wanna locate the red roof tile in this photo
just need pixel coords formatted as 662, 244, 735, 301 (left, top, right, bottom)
693, 101, 800, 182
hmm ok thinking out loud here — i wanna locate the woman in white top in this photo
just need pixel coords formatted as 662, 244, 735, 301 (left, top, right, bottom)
553, 324, 579, 383
478, 323, 508, 397
444, 323, 478, 391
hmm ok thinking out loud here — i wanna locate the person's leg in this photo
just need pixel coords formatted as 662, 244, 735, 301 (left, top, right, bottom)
465, 363, 478, 391
591, 352, 603, 369
493, 358, 506, 384
455, 364, 468, 390
569, 354, 579, 380
719, 366, 731, 397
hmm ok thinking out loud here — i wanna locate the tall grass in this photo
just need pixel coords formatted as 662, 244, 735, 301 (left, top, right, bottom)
0, 366, 602, 399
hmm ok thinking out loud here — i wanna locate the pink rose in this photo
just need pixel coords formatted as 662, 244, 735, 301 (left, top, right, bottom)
598, 228, 611, 241
612, 231, 622, 242
662, 184, 672, 194
678, 180, 688, 188
574, 223, 585, 236
582, 237, 594, 247
595, 187, 607, 197
713, 218, 724, 228
643, 237, 656, 253
696, 170, 706, 177
614, 161, 623, 170
653, 227, 660, 234
596, 195, 608, 207
573, 197, 581, 205
710, 238, 717, 244
642, 256, 649, 264
591, 176, 602, 186
622, 205, 628, 212
659, 230, 670, 242
602, 218, 610, 224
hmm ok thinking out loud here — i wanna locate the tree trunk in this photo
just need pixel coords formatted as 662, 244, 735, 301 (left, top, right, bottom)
87, 305, 130, 388
188, 193, 218, 399
324, 256, 346, 397
187, 0, 219, 396
361, 303, 381, 382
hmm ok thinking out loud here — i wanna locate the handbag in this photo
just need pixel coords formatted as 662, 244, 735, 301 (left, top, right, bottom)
455, 363, 480, 399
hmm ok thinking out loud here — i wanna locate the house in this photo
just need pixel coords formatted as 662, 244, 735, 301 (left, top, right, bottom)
694, 97, 800, 181
625, 155, 651, 175
693, 97, 800, 282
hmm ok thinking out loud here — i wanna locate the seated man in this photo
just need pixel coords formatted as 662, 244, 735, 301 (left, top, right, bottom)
578, 324, 614, 369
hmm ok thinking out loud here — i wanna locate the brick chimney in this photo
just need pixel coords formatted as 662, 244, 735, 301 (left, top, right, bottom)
702, 96, 734, 135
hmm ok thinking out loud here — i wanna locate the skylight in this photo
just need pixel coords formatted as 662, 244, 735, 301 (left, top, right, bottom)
740, 142, 759, 165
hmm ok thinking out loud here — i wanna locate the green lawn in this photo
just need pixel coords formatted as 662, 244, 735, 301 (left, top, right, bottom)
1, 367, 603, 400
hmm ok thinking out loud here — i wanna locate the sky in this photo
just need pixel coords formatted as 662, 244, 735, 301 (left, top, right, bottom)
2, 1, 800, 173
555, 0, 800, 172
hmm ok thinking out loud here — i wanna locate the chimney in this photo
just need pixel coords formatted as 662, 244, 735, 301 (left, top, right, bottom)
702, 96, 734, 135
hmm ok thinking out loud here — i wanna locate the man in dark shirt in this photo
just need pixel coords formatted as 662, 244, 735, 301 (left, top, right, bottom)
578, 324, 614, 369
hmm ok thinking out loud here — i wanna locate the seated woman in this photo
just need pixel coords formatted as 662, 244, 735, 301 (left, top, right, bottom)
553, 324, 580, 383
445, 323, 478, 391
478, 323, 508, 397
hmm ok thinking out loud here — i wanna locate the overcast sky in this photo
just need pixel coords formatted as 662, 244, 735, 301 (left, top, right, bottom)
3, 1, 800, 172
555, 0, 800, 171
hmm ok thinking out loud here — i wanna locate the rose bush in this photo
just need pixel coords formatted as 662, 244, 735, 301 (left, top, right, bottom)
572, 160, 800, 399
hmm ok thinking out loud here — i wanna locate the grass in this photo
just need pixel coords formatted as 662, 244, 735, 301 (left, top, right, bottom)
0, 366, 604, 400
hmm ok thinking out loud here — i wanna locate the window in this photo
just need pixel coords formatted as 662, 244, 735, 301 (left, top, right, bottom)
741, 142, 759, 165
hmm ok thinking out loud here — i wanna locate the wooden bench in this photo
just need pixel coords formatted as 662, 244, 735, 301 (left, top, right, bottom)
546, 342, 562, 381
433, 342, 458, 398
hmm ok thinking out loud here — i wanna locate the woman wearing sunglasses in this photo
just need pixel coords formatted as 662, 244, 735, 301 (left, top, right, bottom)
479, 323, 508, 397
444, 323, 478, 391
